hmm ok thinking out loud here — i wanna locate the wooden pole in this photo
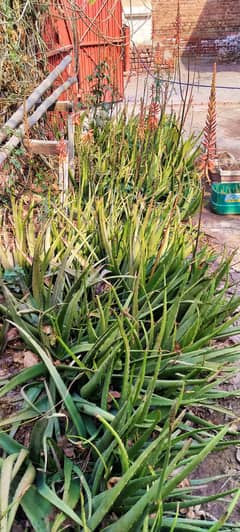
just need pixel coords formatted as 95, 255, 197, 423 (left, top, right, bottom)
58, 152, 69, 204
0, 76, 77, 167
67, 112, 75, 180
63, 153, 69, 204
0, 55, 72, 145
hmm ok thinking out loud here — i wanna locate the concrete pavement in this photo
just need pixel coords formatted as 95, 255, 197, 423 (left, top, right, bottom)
124, 58, 240, 158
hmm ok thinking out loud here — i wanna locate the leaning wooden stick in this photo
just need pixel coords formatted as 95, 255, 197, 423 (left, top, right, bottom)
0, 55, 72, 145
0, 76, 77, 167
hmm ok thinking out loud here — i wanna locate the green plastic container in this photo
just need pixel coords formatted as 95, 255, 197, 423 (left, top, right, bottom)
211, 182, 240, 214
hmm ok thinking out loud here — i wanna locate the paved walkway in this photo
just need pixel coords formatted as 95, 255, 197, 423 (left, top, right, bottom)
124, 58, 240, 159
198, 198, 240, 267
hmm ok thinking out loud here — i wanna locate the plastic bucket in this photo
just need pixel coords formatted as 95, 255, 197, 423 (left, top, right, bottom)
211, 182, 240, 214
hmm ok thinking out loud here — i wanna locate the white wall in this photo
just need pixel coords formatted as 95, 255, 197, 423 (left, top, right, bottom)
122, 0, 152, 46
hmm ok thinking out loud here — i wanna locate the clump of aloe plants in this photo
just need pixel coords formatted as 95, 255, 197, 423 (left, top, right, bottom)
0, 111, 240, 531
75, 107, 202, 215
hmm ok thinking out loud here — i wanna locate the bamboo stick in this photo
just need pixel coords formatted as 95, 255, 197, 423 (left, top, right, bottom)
0, 76, 77, 167
0, 55, 72, 145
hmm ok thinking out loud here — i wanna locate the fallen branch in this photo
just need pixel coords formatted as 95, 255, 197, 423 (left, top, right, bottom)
0, 76, 77, 168
0, 55, 72, 145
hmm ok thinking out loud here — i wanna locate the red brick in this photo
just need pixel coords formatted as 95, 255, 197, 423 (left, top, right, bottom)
152, 0, 240, 57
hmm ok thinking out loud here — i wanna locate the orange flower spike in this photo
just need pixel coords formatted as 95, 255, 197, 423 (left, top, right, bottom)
81, 129, 94, 145
148, 102, 160, 130
73, 112, 81, 126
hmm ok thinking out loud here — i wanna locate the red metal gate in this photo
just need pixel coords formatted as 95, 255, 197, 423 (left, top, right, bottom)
43, 0, 125, 103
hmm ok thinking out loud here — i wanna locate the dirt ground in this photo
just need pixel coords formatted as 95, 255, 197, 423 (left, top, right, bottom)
190, 197, 240, 523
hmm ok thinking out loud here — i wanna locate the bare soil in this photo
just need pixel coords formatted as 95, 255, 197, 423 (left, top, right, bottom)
189, 197, 240, 523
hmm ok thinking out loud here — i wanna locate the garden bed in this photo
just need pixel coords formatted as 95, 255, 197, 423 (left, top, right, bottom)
1, 108, 240, 530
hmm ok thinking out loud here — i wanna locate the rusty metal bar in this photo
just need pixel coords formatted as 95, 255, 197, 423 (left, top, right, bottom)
80, 38, 125, 47
46, 45, 73, 58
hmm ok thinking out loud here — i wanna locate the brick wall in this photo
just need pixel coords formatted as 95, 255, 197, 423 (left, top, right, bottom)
152, 0, 240, 58
129, 45, 176, 72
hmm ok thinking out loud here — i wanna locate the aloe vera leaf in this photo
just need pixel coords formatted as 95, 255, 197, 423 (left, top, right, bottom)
0, 453, 17, 532
104, 424, 230, 532
21, 485, 53, 531
37, 475, 83, 526
88, 427, 169, 530
0, 432, 26, 454
80, 347, 120, 399
7, 461, 36, 530
8, 321, 86, 437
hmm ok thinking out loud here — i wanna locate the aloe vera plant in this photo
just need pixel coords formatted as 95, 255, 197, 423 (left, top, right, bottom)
0, 111, 240, 530
75, 109, 201, 215
0, 219, 240, 530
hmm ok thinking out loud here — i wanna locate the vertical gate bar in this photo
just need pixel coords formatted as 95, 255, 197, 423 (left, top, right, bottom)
59, 149, 69, 204
59, 155, 64, 203
123, 25, 131, 73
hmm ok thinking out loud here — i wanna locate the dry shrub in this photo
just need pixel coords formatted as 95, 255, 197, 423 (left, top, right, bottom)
0, 1, 48, 124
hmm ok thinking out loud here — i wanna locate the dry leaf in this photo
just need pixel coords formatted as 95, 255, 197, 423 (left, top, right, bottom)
186, 508, 197, 519
6, 327, 19, 342
13, 352, 24, 364
42, 325, 53, 335
0, 369, 8, 378
107, 477, 121, 489
178, 477, 190, 489
57, 436, 76, 459
23, 350, 39, 368
107, 390, 121, 403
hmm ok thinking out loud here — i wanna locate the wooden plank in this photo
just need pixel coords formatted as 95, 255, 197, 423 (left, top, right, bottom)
28, 140, 64, 156
67, 113, 75, 179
